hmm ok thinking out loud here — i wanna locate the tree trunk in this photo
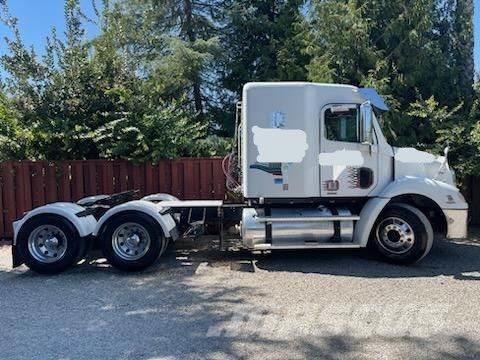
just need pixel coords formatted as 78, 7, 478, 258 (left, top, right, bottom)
454, 0, 474, 106
183, 0, 204, 119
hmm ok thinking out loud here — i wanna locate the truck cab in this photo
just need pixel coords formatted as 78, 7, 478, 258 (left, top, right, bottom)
240, 82, 467, 257
242, 82, 455, 198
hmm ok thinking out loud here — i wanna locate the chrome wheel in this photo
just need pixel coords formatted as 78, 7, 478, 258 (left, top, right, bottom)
376, 216, 415, 255
27, 225, 68, 263
112, 222, 151, 261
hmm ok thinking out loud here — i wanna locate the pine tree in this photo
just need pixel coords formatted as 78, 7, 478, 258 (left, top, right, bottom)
112, 0, 223, 124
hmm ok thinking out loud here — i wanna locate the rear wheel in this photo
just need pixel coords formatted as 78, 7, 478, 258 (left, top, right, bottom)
17, 215, 85, 274
371, 203, 433, 264
101, 212, 165, 271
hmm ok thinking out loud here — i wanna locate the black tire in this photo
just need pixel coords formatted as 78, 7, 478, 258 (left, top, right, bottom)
16, 214, 85, 274
100, 212, 165, 271
371, 203, 433, 264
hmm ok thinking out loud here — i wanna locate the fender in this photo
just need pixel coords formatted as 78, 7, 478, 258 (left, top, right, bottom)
93, 200, 178, 239
12, 202, 97, 245
141, 193, 179, 202
354, 176, 468, 246
379, 176, 468, 210
354, 197, 390, 247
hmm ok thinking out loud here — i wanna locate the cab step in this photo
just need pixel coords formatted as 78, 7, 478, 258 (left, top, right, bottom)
253, 243, 362, 250
254, 215, 360, 223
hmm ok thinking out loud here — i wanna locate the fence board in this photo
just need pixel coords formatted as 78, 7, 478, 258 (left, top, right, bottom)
212, 160, 225, 199
469, 176, 480, 225
0, 164, 5, 236
100, 161, 114, 194
183, 161, 195, 199
59, 163, 71, 202
199, 161, 213, 199
171, 161, 184, 198
85, 161, 97, 196
145, 163, 155, 194
31, 162, 45, 208
15, 162, 32, 217
119, 162, 128, 192
45, 162, 58, 203
71, 162, 84, 201
132, 163, 145, 196
158, 160, 171, 194
2, 162, 16, 235
0, 158, 225, 239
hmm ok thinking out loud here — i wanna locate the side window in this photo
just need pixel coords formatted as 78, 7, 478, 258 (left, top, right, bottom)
324, 106, 359, 142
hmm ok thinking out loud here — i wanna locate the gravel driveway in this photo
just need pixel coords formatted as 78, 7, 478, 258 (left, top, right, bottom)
1, 233, 480, 360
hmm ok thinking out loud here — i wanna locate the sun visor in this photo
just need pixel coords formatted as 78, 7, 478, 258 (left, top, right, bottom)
357, 88, 389, 112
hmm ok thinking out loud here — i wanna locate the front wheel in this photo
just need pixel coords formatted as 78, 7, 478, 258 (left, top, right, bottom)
371, 203, 433, 264
100, 212, 165, 271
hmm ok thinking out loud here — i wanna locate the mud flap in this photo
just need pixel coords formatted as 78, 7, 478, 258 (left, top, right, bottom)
12, 245, 23, 268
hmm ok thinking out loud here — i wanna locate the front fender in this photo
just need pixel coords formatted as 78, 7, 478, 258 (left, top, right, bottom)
13, 202, 97, 245
354, 177, 468, 246
93, 200, 177, 239
379, 176, 468, 210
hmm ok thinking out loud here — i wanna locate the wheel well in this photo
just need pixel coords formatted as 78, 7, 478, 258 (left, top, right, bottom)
96, 210, 167, 240
19, 213, 79, 238
388, 194, 447, 236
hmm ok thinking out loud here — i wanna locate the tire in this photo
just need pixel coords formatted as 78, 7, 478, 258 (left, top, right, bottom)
100, 212, 165, 271
16, 215, 85, 274
371, 203, 433, 264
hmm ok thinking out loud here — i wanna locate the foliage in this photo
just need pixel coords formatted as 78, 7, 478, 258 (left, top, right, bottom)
302, 0, 477, 179
0, 91, 33, 160
0, 0, 478, 180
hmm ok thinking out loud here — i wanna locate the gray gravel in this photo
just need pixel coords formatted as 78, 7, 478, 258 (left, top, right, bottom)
1, 233, 480, 360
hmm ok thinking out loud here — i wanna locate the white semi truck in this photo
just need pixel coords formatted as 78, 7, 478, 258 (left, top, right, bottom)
11, 82, 468, 274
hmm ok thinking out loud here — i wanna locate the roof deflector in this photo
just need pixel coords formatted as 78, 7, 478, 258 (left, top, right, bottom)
358, 88, 389, 112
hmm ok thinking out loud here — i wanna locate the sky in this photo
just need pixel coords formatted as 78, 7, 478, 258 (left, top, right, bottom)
0, 0, 99, 59
1, 0, 480, 72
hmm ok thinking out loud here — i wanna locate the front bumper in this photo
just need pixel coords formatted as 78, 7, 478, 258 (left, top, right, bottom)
443, 209, 468, 239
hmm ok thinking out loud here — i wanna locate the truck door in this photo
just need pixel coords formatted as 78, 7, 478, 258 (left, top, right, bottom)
319, 104, 378, 197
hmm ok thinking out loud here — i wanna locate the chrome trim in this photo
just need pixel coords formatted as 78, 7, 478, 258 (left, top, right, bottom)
253, 243, 362, 250
255, 216, 360, 223
443, 209, 468, 239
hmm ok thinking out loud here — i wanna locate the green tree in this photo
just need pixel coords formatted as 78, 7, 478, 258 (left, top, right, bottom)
217, 0, 308, 134
111, 0, 223, 124
304, 0, 475, 179
0, 90, 33, 160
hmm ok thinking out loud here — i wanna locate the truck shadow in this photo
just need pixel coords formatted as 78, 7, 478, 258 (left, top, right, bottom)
178, 235, 480, 281
1, 238, 480, 359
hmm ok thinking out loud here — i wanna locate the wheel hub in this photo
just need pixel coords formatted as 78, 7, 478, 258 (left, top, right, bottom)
376, 217, 415, 254
27, 225, 68, 263
126, 234, 141, 247
45, 236, 60, 249
112, 223, 151, 261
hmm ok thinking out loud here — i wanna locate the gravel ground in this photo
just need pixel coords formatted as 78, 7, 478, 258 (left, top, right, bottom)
1, 233, 480, 360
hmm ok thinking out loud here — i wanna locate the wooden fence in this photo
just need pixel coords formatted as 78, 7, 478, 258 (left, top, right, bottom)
0, 158, 226, 239
0, 159, 478, 240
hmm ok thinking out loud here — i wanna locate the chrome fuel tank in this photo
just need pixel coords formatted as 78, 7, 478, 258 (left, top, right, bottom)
241, 207, 354, 249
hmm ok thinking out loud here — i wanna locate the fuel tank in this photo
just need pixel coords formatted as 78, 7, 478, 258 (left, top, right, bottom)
241, 206, 354, 249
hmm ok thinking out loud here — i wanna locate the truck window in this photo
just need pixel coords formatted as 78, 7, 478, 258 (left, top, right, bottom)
324, 107, 359, 142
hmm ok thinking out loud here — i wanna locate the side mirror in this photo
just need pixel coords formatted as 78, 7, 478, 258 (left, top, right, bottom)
360, 101, 373, 144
